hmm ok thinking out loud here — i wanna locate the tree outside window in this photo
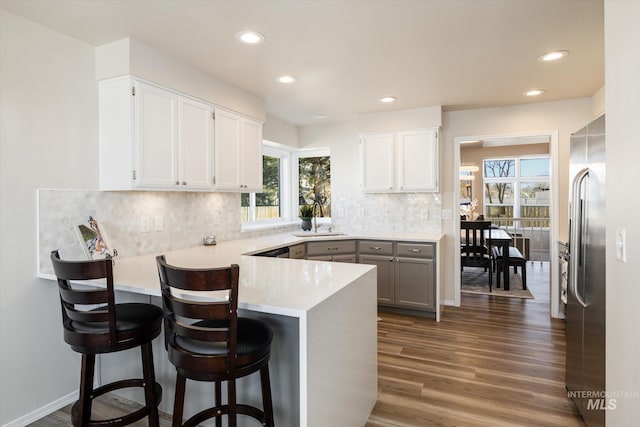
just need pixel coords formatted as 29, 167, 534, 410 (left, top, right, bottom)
483, 157, 550, 227
298, 156, 331, 217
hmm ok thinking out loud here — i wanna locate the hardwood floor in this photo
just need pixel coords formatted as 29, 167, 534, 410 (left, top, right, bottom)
32, 263, 583, 426
367, 262, 584, 426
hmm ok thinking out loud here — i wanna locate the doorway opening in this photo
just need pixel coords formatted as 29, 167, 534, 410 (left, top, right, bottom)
453, 131, 562, 318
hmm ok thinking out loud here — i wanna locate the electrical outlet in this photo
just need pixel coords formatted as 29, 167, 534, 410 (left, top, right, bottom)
154, 216, 163, 231
140, 216, 151, 233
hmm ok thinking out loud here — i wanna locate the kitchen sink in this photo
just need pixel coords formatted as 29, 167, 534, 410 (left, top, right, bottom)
291, 231, 346, 237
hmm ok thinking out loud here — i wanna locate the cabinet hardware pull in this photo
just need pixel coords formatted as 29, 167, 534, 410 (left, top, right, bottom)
370, 246, 381, 250
175, 181, 179, 185
409, 248, 422, 252
327, 247, 339, 250
182, 181, 187, 185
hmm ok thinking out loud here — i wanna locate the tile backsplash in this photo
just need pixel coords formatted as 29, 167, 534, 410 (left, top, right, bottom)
331, 192, 441, 233
37, 189, 296, 273
38, 189, 441, 274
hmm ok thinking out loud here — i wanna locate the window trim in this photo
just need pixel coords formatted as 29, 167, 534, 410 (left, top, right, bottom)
242, 141, 293, 226
293, 148, 331, 223
483, 155, 550, 220
241, 143, 332, 230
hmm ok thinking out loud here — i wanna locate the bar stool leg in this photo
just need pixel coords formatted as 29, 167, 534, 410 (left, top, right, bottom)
141, 342, 160, 427
215, 381, 222, 427
260, 366, 274, 427
76, 354, 95, 426
228, 378, 237, 427
173, 372, 186, 427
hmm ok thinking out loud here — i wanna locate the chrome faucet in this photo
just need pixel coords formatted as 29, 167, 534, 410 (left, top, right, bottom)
312, 201, 322, 233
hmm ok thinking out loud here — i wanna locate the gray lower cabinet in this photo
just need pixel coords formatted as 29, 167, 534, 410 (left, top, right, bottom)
358, 240, 395, 305
359, 240, 436, 312
305, 238, 437, 313
359, 254, 395, 304
396, 256, 435, 310
395, 243, 436, 311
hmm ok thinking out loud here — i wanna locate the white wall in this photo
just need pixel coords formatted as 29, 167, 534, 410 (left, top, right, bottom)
263, 114, 299, 148
96, 37, 266, 121
439, 99, 593, 304
605, 1, 640, 423
0, 10, 98, 424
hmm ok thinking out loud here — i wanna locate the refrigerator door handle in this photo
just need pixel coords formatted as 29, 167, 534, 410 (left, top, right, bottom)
569, 167, 589, 309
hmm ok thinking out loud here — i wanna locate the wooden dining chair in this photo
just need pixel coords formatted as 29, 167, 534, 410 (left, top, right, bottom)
460, 220, 493, 290
156, 255, 274, 427
50, 250, 163, 427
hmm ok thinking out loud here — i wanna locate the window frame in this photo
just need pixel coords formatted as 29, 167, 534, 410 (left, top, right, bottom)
294, 148, 331, 224
482, 155, 550, 222
241, 141, 293, 226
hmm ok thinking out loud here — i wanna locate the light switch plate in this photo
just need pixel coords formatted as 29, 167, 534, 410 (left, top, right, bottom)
441, 209, 452, 220
616, 228, 627, 262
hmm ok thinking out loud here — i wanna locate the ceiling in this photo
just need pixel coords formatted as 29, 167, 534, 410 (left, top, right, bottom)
0, 0, 604, 126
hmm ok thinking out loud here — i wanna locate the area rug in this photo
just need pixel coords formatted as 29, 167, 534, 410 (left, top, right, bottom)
461, 267, 534, 299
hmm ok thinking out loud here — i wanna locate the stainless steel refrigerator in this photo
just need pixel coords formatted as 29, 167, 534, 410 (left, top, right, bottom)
566, 114, 606, 426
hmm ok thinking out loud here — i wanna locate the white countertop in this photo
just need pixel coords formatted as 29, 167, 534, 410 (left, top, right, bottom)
40, 231, 442, 318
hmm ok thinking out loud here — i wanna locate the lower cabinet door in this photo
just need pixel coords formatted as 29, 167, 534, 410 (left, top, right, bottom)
395, 257, 435, 310
359, 254, 395, 305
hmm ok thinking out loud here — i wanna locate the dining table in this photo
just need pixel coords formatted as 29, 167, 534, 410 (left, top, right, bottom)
484, 228, 513, 290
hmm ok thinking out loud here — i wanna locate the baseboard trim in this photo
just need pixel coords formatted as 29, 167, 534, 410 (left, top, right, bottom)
2, 391, 76, 427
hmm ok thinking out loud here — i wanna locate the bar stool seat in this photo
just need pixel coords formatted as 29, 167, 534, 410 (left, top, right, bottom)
50, 250, 163, 427
156, 255, 274, 427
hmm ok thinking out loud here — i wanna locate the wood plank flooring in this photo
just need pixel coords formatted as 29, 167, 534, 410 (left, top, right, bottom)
366, 262, 584, 426
31, 263, 583, 426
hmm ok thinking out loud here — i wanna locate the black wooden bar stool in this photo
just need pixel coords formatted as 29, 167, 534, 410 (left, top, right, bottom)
156, 255, 274, 427
50, 250, 163, 426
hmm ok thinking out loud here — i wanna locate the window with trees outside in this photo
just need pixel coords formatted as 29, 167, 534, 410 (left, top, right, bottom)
483, 156, 550, 227
241, 144, 331, 226
241, 145, 290, 223
297, 152, 331, 219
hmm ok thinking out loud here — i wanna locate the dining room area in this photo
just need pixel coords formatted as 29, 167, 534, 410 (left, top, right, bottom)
459, 213, 550, 301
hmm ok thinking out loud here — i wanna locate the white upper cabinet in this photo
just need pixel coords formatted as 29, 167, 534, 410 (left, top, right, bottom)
360, 128, 438, 193
99, 76, 214, 191
397, 128, 438, 192
134, 81, 179, 188
214, 107, 263, 192
360, 133, 395, 192
178, 97, 215, 189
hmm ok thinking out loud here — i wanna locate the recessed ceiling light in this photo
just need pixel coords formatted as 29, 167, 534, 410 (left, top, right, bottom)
312, 114, 328, 119
380, 96, 397, 103
235, 31, 265, 44
277, 75, 297, 84
524, 89, 545, 97
537, 50, 569, 62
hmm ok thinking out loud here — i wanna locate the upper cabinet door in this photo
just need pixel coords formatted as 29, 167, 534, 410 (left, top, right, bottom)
360, 133, 395, 192
179, 97, 214, 189
397, 128, 438, 192
241, 117, 263, 192
213, 108, 263, 191
213, 108, 242, 190
134, 81, 179, 188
